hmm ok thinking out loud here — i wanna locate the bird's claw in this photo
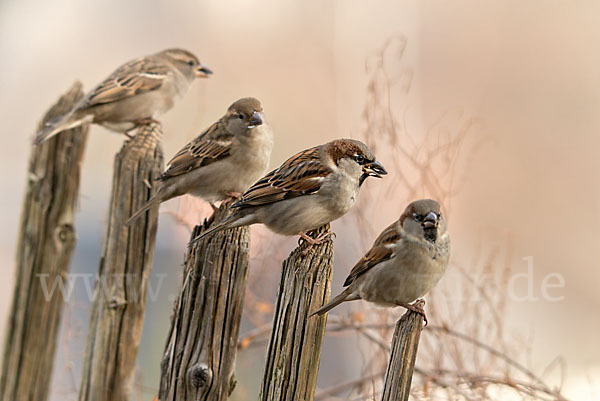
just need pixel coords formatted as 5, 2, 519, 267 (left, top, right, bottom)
298, 230, 334, 246
401, 299, 428, 327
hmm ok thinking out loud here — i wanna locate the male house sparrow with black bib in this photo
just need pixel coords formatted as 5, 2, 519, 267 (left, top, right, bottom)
312, 199, 450, 323
34, 48, 212, 144
194, 138, 387, 243
126, 97, 273, 225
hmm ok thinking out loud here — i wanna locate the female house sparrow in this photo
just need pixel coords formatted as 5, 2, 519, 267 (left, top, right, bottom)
194, 139, 387, 243
126, 97, 273, 225
34, 48, 212, 144
311, 199, 450, 323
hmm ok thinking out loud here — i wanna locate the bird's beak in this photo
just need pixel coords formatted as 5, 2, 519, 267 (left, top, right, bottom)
362, 160, 387, 178
195, 65, 213, 78
422, 211, 438, 228
248, 111, 263, 128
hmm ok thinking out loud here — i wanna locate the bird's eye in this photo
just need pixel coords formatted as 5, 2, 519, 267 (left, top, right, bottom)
238, 114, 244, 120
187, 60, 195, 66
354, 154, 366, 164
413, 213, 424, 222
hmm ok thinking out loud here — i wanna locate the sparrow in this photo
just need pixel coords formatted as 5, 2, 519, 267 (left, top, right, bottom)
34, 48, 212, 145
126, 97, 273, 225
193, 138, 387, 243
311, 199, 450, 324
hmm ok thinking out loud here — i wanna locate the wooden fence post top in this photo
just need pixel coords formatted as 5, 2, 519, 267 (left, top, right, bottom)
259, 224, 334, 401
78, 123, 163, 401
1, 81, 88, 401
381, 302, 425, 401
159, 202, 251, 401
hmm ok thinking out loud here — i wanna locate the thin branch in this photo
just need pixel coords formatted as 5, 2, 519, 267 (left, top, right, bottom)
314, 371, 385, 401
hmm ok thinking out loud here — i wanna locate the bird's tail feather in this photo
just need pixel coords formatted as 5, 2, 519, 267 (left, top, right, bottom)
310, 289, 359, 317
126, 197, 160, 226
34, 113, 91, 145
190, 210, 256, 244
190, 218, 234, 244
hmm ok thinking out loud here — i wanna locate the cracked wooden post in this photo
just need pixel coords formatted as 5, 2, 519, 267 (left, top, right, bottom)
78, 123, 164, 401
259, 224, 334, 401
158, 204, 250, 401
0, 82, 88, 401
381, 301, 425, 401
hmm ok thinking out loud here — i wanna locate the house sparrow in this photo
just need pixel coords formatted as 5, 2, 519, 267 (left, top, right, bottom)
34, 48, 212, 145
193, 138, 387, 243
126, 97, 273, 225
311, 199, 450, 324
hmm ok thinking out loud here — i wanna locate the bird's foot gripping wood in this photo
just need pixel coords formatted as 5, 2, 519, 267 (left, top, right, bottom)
298, 230, 335, 246
298, 229, 335, 255
399, 299, 427, 327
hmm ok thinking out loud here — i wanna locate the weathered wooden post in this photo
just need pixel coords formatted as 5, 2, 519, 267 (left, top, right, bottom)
78, 123, 164, 401
0, 82, 89, 401
158, 204, 250, 401
259, 225, 334, 401
381, 300, 425, 401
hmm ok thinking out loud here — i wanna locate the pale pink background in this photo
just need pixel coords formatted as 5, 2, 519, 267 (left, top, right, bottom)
0, 1, 599, 400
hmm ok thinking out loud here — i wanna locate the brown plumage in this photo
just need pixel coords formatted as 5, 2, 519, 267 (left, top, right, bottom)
158, 98, 263, 180
81, 58, 172, 107
34, 48, 212, 144
193, 138, 387, 242
234, 146, 328, 207
311, 199, 450, 320
343, 222, 401, 286
233, 139, 379, 209
159, 124, 233, 179
126, 97, 273, 226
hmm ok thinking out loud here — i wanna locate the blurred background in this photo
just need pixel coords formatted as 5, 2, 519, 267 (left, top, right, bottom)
1, 0, 599, 400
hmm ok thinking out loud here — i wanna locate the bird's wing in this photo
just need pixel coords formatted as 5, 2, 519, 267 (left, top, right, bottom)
158, 121, 233, 180
343, 221, 402, 286
232, 145, 330, 208
80, 56, 170, 108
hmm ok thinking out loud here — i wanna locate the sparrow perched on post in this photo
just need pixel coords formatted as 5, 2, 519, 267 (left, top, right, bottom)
311, 199, 450, 323
34, 48, 212, 144
193, 138, 387, 243
126, 97, 273, 225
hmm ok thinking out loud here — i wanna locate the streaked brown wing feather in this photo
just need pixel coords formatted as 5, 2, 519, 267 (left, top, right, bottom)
371, 221, 403, 246
343, 222, 402, 286
80, 57, 170, 108
158, 122, 233, 180
232, 146, 330, 208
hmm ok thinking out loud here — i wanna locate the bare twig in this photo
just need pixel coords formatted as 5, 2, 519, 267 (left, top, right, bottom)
314, 371, 385, 401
